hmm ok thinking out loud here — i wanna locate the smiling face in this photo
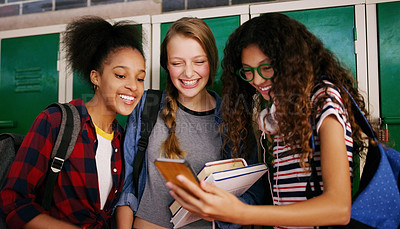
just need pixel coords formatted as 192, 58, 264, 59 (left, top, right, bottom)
166, 34, 210, 102
241, 44, 274, 101
91, 47, 145, 116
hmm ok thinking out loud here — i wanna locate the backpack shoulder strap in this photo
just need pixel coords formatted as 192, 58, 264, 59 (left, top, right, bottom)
42, 102, 81, 210
133, 89, 163, 197
341, 86, 383, 196
49, 103, 81, 161
341, 86, 377, 141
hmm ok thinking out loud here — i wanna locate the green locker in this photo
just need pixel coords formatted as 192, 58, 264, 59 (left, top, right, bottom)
159, 15, 240, 95
377, 1, 400, 151
284, 6, 357, 78
0, 34, 60, 134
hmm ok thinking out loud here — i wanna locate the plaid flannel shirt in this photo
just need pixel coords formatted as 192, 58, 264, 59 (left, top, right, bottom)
0, 99, 124, 228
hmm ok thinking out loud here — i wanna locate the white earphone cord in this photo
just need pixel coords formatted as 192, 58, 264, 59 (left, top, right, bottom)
260, 132, 275, 206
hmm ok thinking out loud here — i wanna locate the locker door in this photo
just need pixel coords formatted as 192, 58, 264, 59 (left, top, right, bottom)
284, 6, 357, 78
159, 15, 240, 95
0, 34, 59, 134
377, 1, 400, 151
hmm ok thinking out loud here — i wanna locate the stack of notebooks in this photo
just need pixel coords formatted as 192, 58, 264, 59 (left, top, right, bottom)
168, 158, 268, 228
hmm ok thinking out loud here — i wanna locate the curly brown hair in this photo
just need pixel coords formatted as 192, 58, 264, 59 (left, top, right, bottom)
159, 17, 218, 159
221, 13, 368, 168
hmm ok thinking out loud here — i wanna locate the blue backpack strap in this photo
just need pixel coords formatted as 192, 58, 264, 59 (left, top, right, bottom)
340, 86, 381, 196
133, 89, 163, 198
41, 102, 81, 211
306, 131, 322, 201
341, 86, 377, 141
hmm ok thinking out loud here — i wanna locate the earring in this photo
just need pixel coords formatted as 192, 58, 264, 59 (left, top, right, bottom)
93, 85, 97, 91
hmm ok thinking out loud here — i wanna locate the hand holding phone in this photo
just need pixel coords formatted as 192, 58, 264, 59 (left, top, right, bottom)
154, 158, 200, 192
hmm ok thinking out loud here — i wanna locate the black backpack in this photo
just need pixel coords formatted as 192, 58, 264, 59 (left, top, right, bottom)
0, 133, 24, 187
0, 102, 80, 228
132, 89, 163, 197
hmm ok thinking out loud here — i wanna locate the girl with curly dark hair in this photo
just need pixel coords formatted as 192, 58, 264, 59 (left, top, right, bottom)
0, 16, 145, 228
167, 13, 370, 228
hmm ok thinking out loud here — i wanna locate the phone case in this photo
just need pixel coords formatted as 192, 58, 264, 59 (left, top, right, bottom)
154, 158, 200, 191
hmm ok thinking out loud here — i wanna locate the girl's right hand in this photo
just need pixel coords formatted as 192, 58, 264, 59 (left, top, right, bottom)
166, 175, 246, 224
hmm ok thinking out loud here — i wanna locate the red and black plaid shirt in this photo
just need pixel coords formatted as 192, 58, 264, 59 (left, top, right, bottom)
0, 99, 124, 228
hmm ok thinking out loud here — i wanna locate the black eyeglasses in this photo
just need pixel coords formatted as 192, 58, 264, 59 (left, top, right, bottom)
236, 64, 275, 82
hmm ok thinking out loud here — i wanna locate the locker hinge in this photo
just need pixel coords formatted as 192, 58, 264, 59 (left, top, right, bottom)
57, 51, 60, 72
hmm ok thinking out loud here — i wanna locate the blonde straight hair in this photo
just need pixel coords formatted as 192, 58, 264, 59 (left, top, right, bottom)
159, 17, 218, 158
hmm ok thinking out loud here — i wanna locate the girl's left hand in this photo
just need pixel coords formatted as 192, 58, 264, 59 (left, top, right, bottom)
166, 175, 246, 224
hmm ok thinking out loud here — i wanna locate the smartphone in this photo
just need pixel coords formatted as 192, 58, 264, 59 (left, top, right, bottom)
154, 158, 200, 192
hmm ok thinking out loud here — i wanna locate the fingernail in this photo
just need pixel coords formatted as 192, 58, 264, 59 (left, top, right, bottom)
166, 182, 173, 188
176, 175, 184, 181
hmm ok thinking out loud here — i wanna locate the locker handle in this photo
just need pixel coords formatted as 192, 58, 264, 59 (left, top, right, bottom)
382, 117, 400, 125
0, 121, 16, 128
